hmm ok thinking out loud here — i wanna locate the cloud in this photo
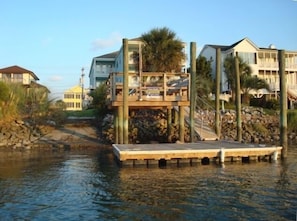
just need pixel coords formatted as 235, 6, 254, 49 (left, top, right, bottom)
91, 32, 122, 51
49, 75, 63, 82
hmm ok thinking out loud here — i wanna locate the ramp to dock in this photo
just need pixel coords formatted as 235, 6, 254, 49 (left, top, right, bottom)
176, 107, 219, 141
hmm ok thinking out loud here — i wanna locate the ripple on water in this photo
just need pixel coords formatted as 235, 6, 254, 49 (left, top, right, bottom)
0, 148, 296, 220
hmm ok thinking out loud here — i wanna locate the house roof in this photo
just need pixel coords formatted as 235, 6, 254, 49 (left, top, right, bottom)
0, 65, 39, 80
96, 51, 119, 59
204, 37, 259, 52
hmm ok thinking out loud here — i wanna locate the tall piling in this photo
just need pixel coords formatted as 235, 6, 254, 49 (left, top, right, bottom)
123, 38, 129, 144
235, 54, 242, 142
278, 50, 288, 158
215, 48, 221, 138
190, 42, 197, 142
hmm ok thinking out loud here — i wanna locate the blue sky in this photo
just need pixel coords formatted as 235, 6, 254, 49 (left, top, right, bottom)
1, 0, 296, 99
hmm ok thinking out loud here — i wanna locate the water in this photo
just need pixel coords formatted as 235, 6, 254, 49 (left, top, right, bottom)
0, 146, 296, 221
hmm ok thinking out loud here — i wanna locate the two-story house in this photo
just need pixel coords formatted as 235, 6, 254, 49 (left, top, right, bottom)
0, 65, 39, 85
89, 38, 187, 90
89, 51, 118, 90
0, 65, 50, 94
200, 38, 297, 105
63, 85, 91, 111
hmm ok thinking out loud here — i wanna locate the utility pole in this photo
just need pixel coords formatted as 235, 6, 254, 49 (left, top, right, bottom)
81, 67, 85, 110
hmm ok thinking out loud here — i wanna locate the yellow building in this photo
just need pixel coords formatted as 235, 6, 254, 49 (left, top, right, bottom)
63, 85, 88, 111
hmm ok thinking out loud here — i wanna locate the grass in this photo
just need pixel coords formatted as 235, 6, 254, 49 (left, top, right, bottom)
64, 109, 97, 117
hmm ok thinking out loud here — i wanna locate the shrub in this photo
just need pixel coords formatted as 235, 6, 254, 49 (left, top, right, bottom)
288, 110, 297, 132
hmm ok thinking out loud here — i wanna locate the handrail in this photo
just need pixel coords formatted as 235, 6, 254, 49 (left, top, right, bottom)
107, 72, 190, 102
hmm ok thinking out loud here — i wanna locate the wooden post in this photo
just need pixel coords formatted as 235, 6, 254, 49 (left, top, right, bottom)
174, 109, 178, 124
278, 50, 288, 158
179, 106, 185, 143
123, 38, 129, 144
235, 54, 242, 142
215, 48, 221, 138
167, 108, 172, 142
118, 106, 123, 144
114, 109, 119, 144
190, 42, 196, 142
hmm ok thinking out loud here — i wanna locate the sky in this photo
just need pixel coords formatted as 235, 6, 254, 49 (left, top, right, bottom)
1, 0, 297, 100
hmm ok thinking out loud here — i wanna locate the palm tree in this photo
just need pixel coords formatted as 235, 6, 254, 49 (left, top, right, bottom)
140, 27, 185, 72
223, 55, 269, 104
241, 75, 270, 104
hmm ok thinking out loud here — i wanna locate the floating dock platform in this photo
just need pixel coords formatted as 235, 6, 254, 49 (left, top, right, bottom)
112, 141, 282, 167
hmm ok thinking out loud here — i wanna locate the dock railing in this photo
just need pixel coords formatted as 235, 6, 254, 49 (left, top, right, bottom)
107, 72, 190, 103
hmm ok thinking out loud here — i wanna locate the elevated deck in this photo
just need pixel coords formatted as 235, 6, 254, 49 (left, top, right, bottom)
107, 72, 190, 108
113, 141, 282, 167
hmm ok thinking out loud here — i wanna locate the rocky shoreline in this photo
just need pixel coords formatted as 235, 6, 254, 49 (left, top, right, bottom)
0, 118, 102, 150
1, 107, 296, 149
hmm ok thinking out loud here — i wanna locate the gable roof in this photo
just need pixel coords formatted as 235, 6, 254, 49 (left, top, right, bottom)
96, 51, 119, 59
203, 37, 259, 52
0, 65, 39, 80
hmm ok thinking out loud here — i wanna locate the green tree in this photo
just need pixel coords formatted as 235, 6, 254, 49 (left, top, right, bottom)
241, 74, 270, 104
195, 56, 213, 99
90, 83, 109, 116
223, 55, 269, 104
140, 27, 186, 72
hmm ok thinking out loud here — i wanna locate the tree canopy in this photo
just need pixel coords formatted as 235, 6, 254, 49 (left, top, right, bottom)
140, 27, 185, 72
195, 56, 213, 99
224, 55, 270, 104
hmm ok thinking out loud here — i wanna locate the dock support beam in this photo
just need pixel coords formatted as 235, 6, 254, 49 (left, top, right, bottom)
278, 50, 288, 158
123, 38, 129, 144
190, 42, 196, 142
179, 106, 185, 143
220, 148, 225, 163
167, 108, 172, 142
117, 106, 123, 144
215, 48, 221, 138
114, 109, 119, 144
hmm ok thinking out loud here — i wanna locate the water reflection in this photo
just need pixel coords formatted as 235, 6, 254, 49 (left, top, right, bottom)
0, 147, 296, 220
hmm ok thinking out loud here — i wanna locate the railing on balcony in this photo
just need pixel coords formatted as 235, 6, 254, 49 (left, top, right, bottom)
107, 72, 190, 103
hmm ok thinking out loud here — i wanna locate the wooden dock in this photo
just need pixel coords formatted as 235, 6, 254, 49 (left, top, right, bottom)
112, 141, 282, 167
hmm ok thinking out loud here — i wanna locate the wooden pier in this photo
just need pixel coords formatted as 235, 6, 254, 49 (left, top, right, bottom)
113, 141, 282, 167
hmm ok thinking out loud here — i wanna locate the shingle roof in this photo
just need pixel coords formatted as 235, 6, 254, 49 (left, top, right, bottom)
206, 38, 259, 51
0, 65, 39, 80
96, 51, 119, 59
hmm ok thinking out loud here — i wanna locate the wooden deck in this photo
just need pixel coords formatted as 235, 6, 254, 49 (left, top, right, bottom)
113, 141, 282, 167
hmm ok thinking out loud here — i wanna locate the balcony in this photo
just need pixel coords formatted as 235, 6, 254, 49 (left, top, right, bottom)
107, 72, 190, 107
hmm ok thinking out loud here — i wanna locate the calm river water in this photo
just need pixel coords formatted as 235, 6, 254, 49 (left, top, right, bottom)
0, 145, 296, 221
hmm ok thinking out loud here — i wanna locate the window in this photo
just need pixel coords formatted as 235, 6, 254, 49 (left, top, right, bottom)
2, 73, 11, 81
238, 52, 256, 64
64, 93, 74, 99
76, 103, 81, 108
66, 102, 74, 108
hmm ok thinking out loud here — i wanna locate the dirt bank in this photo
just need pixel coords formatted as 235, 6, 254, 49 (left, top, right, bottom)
34, 119, 104, 149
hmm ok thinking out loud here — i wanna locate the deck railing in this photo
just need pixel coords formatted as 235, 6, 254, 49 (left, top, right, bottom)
107, 72, 190, 103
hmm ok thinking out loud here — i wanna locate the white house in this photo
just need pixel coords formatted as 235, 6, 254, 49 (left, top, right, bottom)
200, 37, 297, 103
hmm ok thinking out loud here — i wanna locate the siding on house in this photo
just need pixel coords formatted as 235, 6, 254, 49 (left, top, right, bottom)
200, 37, 297, 99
